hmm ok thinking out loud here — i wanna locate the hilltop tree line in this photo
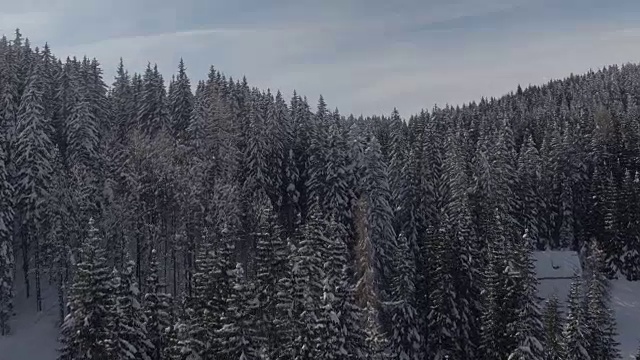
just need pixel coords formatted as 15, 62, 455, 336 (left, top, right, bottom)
0, 29, 636, 359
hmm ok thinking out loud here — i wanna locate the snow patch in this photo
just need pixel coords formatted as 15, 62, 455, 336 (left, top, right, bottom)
0, 276, 60, 360
535, 250, 640, 358
534, 250, 582, 279
611, 279, 640, 359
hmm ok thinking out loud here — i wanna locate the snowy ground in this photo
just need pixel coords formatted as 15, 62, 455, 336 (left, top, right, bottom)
611, 279, 640, 358
536, 250, 640, 359
1, 250, 638, 359
0, 274, 60, 360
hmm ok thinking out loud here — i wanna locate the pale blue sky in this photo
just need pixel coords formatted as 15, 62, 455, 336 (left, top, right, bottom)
2, 0, 640, 116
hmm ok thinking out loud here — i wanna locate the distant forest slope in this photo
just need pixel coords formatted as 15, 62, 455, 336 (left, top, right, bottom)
0, 28, 636, 359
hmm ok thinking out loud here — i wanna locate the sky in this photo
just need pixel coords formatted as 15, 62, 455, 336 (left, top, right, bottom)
1, 0, 640, 116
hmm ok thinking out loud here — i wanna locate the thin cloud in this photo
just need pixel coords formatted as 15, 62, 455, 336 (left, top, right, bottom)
0, 11, 56, 40
2, 0, 640, 115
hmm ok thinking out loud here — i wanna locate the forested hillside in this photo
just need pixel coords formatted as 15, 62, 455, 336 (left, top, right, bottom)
0, 29, 638, 359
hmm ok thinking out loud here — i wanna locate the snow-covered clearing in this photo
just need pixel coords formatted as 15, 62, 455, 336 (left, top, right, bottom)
0, 274, 59, 360
611, 279, 640, 358
536, 250, 640, 358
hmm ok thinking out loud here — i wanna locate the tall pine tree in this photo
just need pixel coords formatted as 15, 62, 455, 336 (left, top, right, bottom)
58, 218, 115, 360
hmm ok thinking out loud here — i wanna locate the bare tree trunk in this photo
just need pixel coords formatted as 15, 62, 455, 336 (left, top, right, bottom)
172, 243, 177, 297
184, 239, 192, 298
35, 230, 42, 312
172, 209, 178, 297
136, 219, 142, 290
57, 272, 64, 324
163, 203, 168, 284
22, 228, 30, 299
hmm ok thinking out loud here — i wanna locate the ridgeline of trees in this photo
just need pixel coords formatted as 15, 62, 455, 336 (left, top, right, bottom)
0, 29, 637, 359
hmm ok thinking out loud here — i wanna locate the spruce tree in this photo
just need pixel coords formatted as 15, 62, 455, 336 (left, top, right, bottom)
186, 79, 210, 152
46, 152, 77, 323
113, 259, 152, 360
163, 316, 191, 360
559, 177, 576, 250
542, 295, 563, 360
517, 134, 543, 247
362, 137, 397, 298
260, 90, 284, 209
244, 91, 269, 200
602, 172, 624, 277
218, 262, 262, 360
0, 35, 19, 155
539, 128, 563, 249
562, 273, 590, 360
143, 249, 173, 360
167, 58, 193, 140
109, 58, 134, 142
66, 59, 100, 170
480, 235, 512, 360
289, 92, 312, 224
387, 108, 408, 224
361, 300, 387, 360
271, 90, 298, 234
136, 64, 167, 137
0, 141, 14, 335
186, 241, 215, 358
426, 222, 465, 360
289, 210, 330, 359
58, 218, 115, 360
385, 233, 423, 360
584, 241, 620, 360
254, 202, 288, 354
339, 266, 370, 360
306, 98, 355, 235
444, 136, 484, 358
508, 230, 544, 360
273, 240, 297, 360
353, 196, 383, 359
83, 57, 109, 139
15, 60, 53, 304
621, 170, 640, 280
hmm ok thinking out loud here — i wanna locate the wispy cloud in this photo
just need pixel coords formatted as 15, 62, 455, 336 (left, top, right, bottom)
0, 11, 56, 41
2, 0, 640, 115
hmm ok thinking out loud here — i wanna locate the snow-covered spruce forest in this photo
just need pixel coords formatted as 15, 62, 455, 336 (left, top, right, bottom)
0, 29, 638, 359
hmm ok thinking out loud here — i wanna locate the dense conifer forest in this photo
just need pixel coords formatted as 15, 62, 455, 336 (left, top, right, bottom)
0, 29, 638, 359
